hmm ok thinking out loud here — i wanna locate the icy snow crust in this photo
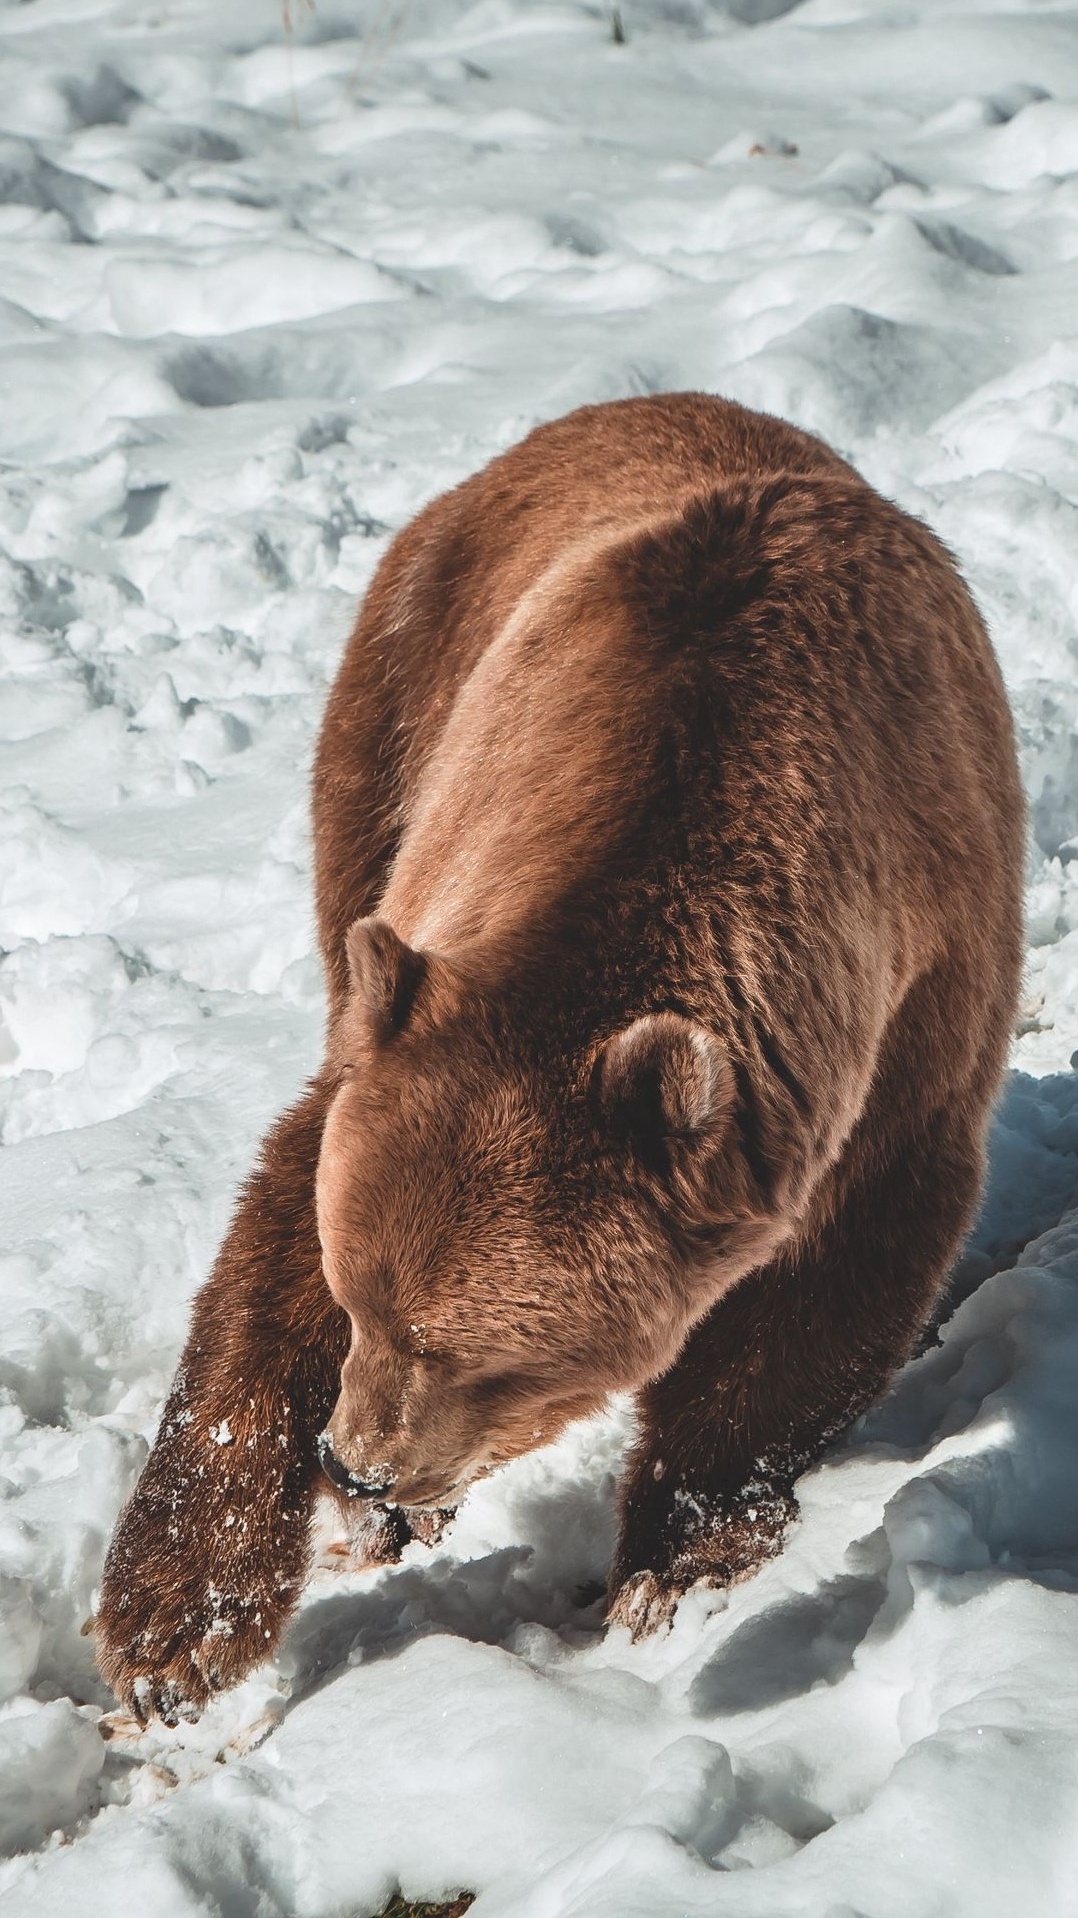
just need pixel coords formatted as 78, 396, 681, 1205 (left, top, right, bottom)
2, 0, 1078, 1909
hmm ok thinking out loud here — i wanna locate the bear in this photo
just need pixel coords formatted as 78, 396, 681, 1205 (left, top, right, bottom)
95, 392, 1024, 1726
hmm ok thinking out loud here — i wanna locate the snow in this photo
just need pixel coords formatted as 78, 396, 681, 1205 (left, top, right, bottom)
2, 0, 1078, 1909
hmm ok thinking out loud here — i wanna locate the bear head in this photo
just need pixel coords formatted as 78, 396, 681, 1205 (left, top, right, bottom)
315, 915, 745, 1510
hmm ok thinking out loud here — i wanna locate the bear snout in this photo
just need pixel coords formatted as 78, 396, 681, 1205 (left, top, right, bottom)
316, 1429, 396, 1500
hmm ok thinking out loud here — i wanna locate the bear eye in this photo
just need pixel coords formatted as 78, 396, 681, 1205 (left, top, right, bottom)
473, 1369, 529, 1408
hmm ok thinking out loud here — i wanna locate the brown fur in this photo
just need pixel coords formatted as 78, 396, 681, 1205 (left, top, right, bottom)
96, 393, 1023, 1720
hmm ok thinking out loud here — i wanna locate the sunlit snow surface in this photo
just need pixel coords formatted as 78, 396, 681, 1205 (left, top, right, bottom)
3, 0, 1078, 1910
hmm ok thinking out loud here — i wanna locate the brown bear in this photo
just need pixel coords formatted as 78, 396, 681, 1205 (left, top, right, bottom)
96, 393, 1024, 1726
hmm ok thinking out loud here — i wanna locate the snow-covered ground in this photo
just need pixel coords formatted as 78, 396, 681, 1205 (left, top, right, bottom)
3, 0, 1078, 1910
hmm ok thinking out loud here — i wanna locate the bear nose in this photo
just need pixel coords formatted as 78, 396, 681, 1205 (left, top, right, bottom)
316, 1431, 396, 1500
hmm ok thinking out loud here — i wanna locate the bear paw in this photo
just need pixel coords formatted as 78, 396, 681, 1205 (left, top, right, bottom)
401, 1504, 456, 1549
329, 1503, 457, 1571
606, 1569, 689, 1640
96, 1456, 310, 1726
95, 1574, 297, 1726
608, 1479, 798, 1640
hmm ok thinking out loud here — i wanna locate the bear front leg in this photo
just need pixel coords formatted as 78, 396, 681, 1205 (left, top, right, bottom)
96, 1081, 348, 1724
608, 1323, 806, 1642
608, 1110, 983, 1638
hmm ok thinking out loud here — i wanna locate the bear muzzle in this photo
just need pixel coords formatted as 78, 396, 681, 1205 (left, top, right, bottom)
316, 1429, 397, 1500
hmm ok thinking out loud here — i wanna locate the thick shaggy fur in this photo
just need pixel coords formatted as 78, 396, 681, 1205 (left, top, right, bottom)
96, 394, 1023, 1723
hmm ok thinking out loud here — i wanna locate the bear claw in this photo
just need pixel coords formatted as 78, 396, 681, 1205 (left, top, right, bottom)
607, 1569, 727, 1642
607, 1570, 681, 1640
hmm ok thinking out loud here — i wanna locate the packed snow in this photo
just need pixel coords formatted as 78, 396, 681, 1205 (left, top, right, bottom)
2, 0, 1078, 1911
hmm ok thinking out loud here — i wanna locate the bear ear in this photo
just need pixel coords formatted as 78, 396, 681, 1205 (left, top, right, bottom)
345, 917, 428, 1041
596, 1013, 735, 1162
